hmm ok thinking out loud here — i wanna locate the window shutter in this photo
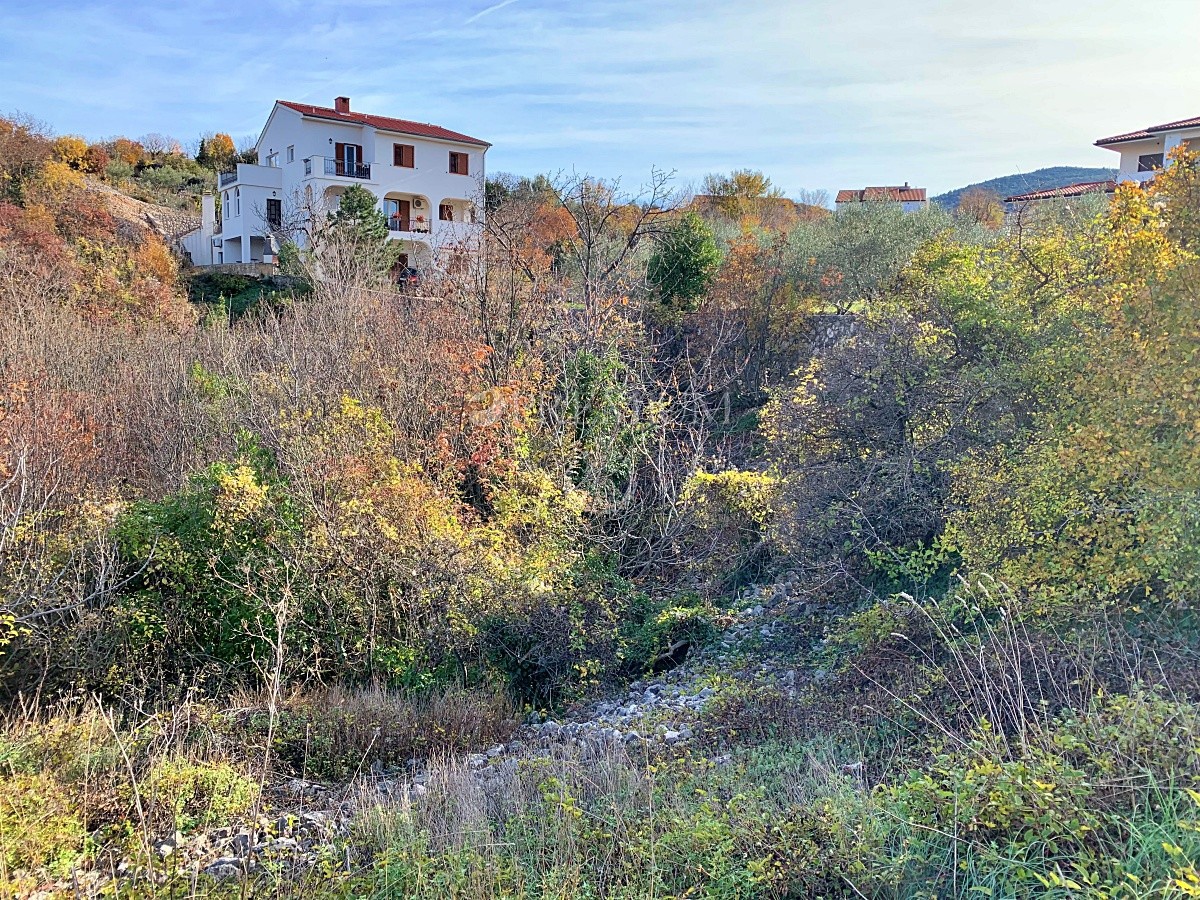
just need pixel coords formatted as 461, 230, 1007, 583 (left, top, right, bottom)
439, 203, 453, 221
335, 142, 345, 160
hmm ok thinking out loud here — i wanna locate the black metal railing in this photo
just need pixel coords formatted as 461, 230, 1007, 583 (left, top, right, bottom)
324, 159, 372, 179
218, 170, 238, 186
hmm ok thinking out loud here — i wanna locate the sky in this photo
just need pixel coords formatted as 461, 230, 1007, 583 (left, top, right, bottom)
2, 0, 1198, 199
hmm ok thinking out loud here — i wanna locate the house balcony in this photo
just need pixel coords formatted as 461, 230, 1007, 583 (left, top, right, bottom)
215, 163, 283, 190
387, 216, 432, 234
303, 155, 373, 180
1117, 170, 1157, 184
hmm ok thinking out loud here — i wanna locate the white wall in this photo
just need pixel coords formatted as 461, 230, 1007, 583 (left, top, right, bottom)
1112, 128, 1200, 183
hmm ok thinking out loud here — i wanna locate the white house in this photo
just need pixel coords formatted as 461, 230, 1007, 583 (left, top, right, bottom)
834, 184, 928, 213
181, 96, 489, 271
1095, 115, 1200, 184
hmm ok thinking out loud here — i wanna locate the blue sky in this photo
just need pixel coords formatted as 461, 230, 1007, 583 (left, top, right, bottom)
2, 0, 1197, 198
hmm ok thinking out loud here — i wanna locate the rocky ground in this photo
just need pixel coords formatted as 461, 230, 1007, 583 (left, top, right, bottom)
43, 580, 811, 895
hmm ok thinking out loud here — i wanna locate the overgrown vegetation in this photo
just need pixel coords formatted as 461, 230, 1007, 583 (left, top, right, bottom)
2, 112, 1200, 896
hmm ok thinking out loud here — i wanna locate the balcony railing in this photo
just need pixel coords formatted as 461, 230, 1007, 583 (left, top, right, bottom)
388, 217, 431, 234
324, 159, 372, 179
218, 170, 238, 187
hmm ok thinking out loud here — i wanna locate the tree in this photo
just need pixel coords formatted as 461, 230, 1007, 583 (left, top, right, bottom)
647, 210, 722, 315
51, 136, 88, 170
0, 114, 52, 203
539, 170, 678, 339
701, 169, 783, 218
108, 137, 145, 168
139, 133, 182, 156
197, 133, 235, 171
765, 235, 1025, 599
958, 187, 1005, 229
950, 157, 1200, 614
83, 144, 110, 175
328, 184, 388, 243
316, 184, 401, 281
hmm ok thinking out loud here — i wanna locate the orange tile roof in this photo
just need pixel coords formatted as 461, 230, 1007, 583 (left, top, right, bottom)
836, 186, 927, 203
1004, 180, 1117, 203
1095, 114, 1200, 147
277, 101, 490, 147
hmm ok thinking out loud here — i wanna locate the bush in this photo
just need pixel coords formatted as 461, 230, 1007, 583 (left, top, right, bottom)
144, 757, 259, 831
0, 772, 87, 876
104, 158, 133, 181
259, 684, 517, 781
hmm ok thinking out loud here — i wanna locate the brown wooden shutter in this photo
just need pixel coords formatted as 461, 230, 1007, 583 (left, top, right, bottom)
335, 142, 345, 161
394, 144, 414, 167
439, 203, 453, 221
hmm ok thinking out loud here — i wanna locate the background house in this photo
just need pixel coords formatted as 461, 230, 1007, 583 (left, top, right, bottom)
835, 183, 928, 213
1003, 178, 1116, 211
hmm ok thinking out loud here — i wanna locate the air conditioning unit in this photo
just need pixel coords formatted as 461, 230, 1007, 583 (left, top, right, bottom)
412, 198, 425, 209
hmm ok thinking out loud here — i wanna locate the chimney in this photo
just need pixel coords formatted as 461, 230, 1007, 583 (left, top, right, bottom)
201, 192, 215, 235
335, 96, 350, 113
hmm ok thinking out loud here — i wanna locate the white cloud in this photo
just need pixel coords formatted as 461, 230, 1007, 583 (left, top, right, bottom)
465, 0, 522, 25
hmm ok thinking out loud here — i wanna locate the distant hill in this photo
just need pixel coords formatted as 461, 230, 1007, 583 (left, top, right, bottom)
934, 167, 1117, 209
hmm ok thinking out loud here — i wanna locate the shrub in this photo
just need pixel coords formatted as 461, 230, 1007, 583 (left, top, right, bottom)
104, 158, 134, 181
144, 757, 259, 831
0, 771, 87, 875
260, 684, 518, 781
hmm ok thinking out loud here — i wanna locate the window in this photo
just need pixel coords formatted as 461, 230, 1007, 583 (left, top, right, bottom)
384, 198, 411, 230
286, 145, 294, 164
333, 142, 364, 176
1138, 153, 1165, 172
234, 187, 241, 217
393, 143, 415, 167
439, 202, 454, 221
266, 198, 282, 229
449, 151, 469, 175
266, 152, 278, 168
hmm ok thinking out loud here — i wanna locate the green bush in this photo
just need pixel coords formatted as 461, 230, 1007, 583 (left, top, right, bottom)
0, 772, 88, 876
112, 453, 298, 683
145, 757, 259, 831
617, 591, 715, 676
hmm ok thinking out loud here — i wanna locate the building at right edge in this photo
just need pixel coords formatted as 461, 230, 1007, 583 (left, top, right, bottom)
1095, 115, 1200, 184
